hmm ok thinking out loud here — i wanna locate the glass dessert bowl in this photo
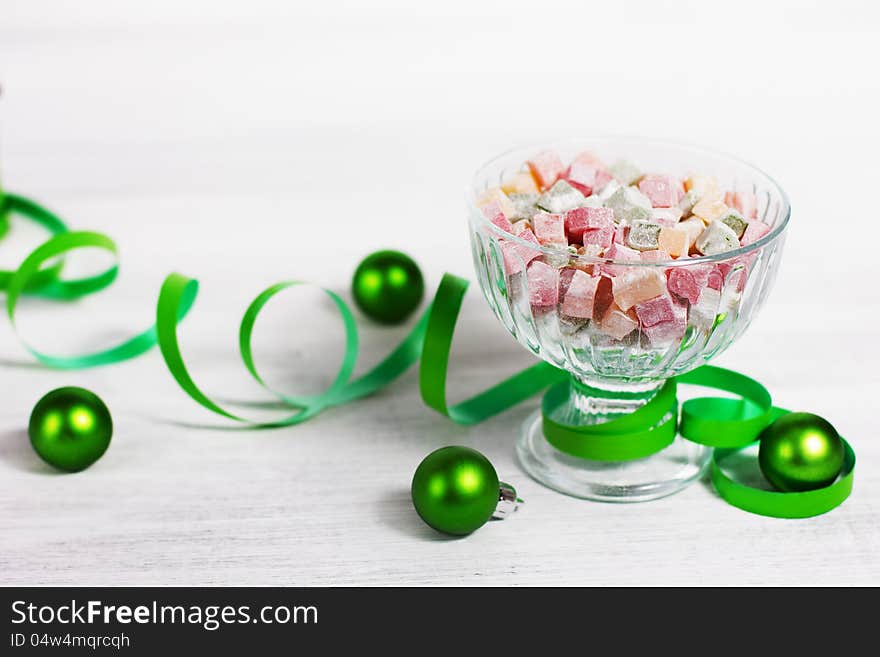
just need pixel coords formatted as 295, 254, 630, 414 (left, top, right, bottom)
467, 138, 790, 502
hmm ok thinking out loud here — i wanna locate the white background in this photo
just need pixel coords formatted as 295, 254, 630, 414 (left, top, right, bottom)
1, 0, 879, 585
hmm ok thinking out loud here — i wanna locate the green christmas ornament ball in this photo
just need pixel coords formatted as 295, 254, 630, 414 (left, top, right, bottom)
351, 250, 424, 324
758, 412, 845, 492
411, 446, 500, 536
28, 387, 113, 472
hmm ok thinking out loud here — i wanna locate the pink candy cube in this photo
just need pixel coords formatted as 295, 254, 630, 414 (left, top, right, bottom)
593, 276, 614, 319
565, 206, 614, 244
512, 220, 532, 236
638, 174, 679, 208
527, 151, 565, 191
558, 267, 577, 298
740, 220, 771, 246
571, 151, 605, 168
597, 243, 640, 277
570, 152, 614, 191
611, 268, 667, 311
593, 168, 614, 192
532, 211, 566, 246
707, 266, 724, 291
667, 264, 712, 304
500, 229, 542, 275
725, 191, 759, 220
635, 294, 676, 327
582, 222, 614, 249
564, 160, 598, 196
642, 299, 687, 344
598, 304, 639, 340
561, 270, 599, 319
481, 201, 513, 234
717, 257, 752, 292
640, 249, 671, 263
526, 260, 560, 307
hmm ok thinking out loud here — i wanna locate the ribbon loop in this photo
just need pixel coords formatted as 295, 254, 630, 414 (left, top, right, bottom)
7, 231, 191, 369
677, 366, 775, 448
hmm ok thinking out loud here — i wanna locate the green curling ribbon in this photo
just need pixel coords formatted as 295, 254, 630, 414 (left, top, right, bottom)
0, 192, 856, 518
711, 435, 855, 519
541, 379, 678, 461
7, 231, 194, 368
0, 193, 9, 241
419, 274, 566, 424
157, 273, 427, 427
154, 272, 563, 428
677, 366, 774, 448
0, 194, 70, 294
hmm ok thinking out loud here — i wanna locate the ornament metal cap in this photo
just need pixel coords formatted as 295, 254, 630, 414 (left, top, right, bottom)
492, 481, 522, 520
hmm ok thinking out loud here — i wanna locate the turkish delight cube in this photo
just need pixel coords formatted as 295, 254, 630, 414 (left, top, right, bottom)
652, 207, 683, 226
500, 228, 541, 275
566, 206, 615, 244
626, 220, 662, 251
604, 185, 652, 224
532, 211, 567, 246
684, 175, 722, 202
741, 220, 771, 246
608, 160, 642, 186
725, 190, 759, 220
481, 201, 513, 234
598, 303, 639, 340
658, 225, 691, 257
536, 179, 586, 214
611, 268, 667, 311
565, 160, 598, 196
695, 220, 740, 255
502, 171, 540, 195
478, 187, 518, 221
667, 263, 712, 304
688, 286, 721, 332
640, 249, 671, 263
692, 198, 730, 224
526, 260, 560, 307
635, 294, 676, 327
527, 151, 565, 191
720, 210, 748, 239
678, 189, 699, 217
642, 299, 687, 344
638, 174, 679, 208
593, 168, 614, 192
564, 206, 595, 239
597, 242, 640, 277
561, 270, 599, 319
508, 193, 539, 220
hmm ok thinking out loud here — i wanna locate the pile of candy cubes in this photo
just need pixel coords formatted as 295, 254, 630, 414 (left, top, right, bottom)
476, 150, 772, 346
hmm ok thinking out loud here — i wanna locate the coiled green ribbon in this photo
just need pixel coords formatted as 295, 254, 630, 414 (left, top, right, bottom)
0, 194, 855, 518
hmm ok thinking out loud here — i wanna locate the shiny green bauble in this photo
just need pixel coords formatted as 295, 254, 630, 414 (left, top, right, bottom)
28, 387, 113, 472
758, 412, 845, 492
351, 250, 424, 324
411, 446, 499, 536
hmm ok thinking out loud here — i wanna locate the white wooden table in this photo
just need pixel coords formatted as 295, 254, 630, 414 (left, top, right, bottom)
1, 1, 879, 586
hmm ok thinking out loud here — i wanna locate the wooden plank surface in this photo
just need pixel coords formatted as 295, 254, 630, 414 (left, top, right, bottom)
1, 1, 878, 585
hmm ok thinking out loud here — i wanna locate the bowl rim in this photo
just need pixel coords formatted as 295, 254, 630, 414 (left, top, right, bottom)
466, 136, 791, 268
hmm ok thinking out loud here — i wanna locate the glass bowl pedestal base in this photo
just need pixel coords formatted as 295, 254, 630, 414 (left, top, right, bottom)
516, 376, 711, 502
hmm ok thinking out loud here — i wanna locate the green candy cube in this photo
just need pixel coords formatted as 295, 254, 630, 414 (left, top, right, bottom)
608, 160, 643, 186
626, 220, 662, 251
508, 193, 539, 220
536, 180, 585, 214
605, 186, 652, 224
720, 211, 748, 239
